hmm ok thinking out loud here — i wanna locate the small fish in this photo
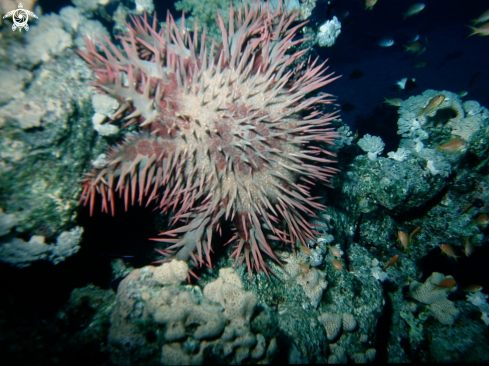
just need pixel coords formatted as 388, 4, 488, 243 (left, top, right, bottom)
439, 243, 459, 261
467, 23, 489, 37
460, 199, 484, 214
404, 78, 417, 91
461, 204, 473, 215
328, 246, 342, 258
414, 61, 429, 68
435, 277, 457, 290
469, 72, 481, 86
408, 34, 420, 43
464, 238, 475, 257
415, 94, 445, 117
473, 213, 489, 226
330, 258, 344, 270
383, 97, 403, 107
376, 36, 395, 47
458, 90, 468, 98
436, 138, 467, 152
472, 9, 489, 25
395, 77, 416, 90
463, 284, 483, 292
299, 244, 312, 256
403, 3, 425, 19
383, 254, 399, 270
299, 263, 310, 273
353, 129, 359, 141
404, 41, 425, 55
409, 227, 421, 243
348, 69, 364, 80
365, 0, 378, 11
397, 231, 409, 250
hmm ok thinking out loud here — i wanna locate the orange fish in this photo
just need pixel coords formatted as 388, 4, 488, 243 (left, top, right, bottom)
299, 263, 310, 273
328, 246, 342, 258
435, 277, 457, 290
461, 198, 485, 215
439, 244, 459, 261
330, 258, 343, 270
416, 94, 445, 117
409, 227, 421, 243
463, 284, 483, 292
468, 23, 489, 37
397, 231, 409, 251
473, 213, 489, 226
383, 254, 399, 270
436, 138, 467, 152
365, 0, 378, 11
460, 203, 474, 215
299, 244, 312, 256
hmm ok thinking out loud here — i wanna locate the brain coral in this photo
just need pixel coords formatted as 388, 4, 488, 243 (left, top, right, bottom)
78, 0, 339, 278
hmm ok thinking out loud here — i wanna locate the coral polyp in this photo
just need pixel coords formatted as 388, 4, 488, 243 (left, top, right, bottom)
78, 0, 340, 278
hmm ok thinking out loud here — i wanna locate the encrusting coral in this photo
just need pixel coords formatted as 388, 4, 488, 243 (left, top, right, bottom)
278, 250, 328, 308
409, 272, 460, 326
78, 0, 340, 278
318, 312, 342, 341
318, 311, 357, 341
108, 262, 277, 364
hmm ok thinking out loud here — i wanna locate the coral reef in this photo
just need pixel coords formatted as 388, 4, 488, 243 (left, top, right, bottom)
174, 0, 239, 43
253, 241, 384, 363
8, 13, 72, 67
0, 66, 31, 105
70, 0, 108, 14
316, 16, 341, 47
174, 0, 302, 44
357, 133, 385, 161
0, 207, 83, 267
466, 290, 489, 326
0, 4, 107, 263
108, 262, 277, 365
394, 89, 486, 178
78, 0, 340, 277
322, 88, 489, 362
318, 312, 343, 340
2, 0, 489, 364
278, 250, 328, 309
409, 272, 460, 326
91, 94, 120, 136
152, 259, 190, 285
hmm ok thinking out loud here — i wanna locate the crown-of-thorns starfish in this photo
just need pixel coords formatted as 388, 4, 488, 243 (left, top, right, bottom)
78, 0, 340, 279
